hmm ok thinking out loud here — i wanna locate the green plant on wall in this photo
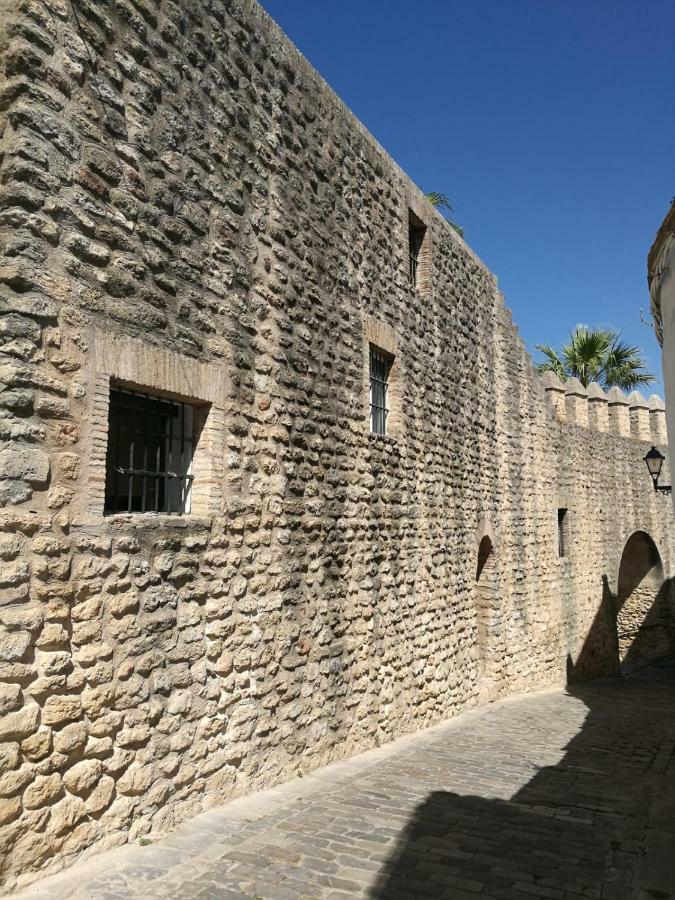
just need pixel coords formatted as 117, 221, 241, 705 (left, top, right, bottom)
426, 192, 464, 238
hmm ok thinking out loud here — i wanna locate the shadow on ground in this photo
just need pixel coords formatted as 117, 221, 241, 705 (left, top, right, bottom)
371, 546, 675, 899
370, 659, 675, 900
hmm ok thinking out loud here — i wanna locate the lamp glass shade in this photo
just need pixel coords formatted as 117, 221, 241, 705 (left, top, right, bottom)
644, 446, 665, 479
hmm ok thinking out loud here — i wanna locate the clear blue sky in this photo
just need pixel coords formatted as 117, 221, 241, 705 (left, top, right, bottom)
259, 0, 674, 394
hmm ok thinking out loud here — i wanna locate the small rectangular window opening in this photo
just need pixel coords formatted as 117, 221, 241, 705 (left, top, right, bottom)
104, 386, 200, 515
369, 345, 392, 435
557, 508, 568, 558
409, 211, 426, 287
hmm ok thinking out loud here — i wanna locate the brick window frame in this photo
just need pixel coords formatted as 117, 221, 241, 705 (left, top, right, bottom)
406, 197, 432, 295
362, 315, 402, 438
80, 331, 226, 519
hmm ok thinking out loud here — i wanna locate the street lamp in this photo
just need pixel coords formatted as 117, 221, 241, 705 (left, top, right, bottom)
644, 446, 672, 495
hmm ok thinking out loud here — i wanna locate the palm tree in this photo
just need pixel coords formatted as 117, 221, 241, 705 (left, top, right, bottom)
536, 326, 655, 391
426, 192, 464, 238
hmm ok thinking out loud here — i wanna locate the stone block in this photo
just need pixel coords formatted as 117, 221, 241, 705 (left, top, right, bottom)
0, 559, 30, 589
0, 703, 39, 741
23, 772, 62, 809
0, 629, 30, 662
0, 447, 49, 484
0, 796, 22, 826
116, 763, 155, 796
85, 774, 115, 814
62, 759, 102, 797
0, 743, 20, 776
21, 728, 52, 762
41, 694, 82, 727
0, 683, 22, 715
53, 722, 88, 755
50, 795, 87, 835
0, 764, 33, 797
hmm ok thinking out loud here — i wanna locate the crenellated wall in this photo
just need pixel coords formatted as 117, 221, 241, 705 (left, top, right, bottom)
540, 372, 668, 445
0, 0, 674, 891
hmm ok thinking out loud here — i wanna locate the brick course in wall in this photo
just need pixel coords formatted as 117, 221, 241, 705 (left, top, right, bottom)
0, 0, 674, 889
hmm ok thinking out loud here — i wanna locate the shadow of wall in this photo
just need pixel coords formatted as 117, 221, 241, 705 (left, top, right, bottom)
370, 577, 675, 899
569, 578, 675, 682
567, 576, 621, 683
568, 528, 675, 682
621, 578, 675, 672
368, 663, 675, 899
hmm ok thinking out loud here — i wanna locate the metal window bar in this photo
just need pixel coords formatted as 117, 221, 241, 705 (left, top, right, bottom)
409, 252, 418, 286
370, 346, 391, 435
104, 387, 195, 515
557, 509, 567, 558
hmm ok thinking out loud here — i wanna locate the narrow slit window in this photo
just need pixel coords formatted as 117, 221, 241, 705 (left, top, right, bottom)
369, 345, 392, 435
409, 212, 427, 287
557, 508, 568, 558
104, 386, 198, 515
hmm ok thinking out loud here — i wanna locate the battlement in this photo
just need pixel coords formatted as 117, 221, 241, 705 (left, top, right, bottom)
540, 372, 668, 446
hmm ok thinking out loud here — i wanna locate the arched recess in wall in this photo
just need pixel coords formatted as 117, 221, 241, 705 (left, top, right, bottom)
474, 532, 502, 696
616, 531, 673, 671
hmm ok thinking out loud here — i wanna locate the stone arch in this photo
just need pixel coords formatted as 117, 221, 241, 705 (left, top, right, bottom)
616, 531, 672, 670
474, 533, 502, 698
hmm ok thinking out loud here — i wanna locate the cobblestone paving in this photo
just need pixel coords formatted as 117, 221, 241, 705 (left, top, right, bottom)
14, 663, 675, 900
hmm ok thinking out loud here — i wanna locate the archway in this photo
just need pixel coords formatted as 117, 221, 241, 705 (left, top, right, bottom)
475, 535, 502, 697
616, 531, 671, 670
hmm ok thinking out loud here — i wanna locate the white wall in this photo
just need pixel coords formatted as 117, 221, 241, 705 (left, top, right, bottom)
653, 237, 675, 510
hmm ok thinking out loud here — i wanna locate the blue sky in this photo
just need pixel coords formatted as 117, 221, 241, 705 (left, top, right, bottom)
259, 0, 674, 394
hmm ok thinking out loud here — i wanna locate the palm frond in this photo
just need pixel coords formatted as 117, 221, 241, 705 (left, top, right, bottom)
602, 334, 655, 390
425, 192, 464, 237
604, 339, 647, 369
535, 345, 567, 381
604, 368, 655, 390
426, 192, 454, 212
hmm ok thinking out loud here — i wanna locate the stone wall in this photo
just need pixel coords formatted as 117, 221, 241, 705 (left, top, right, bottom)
1, 0, 674, 889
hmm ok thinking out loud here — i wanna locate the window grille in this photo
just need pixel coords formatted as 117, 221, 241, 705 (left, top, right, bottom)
369, 345, 392, 435
409, 216, 426, 287
557, 508, 568, 557
104, 386, 196, 515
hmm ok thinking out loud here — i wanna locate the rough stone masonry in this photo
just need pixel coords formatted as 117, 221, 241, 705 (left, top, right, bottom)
0, 0, 674, 891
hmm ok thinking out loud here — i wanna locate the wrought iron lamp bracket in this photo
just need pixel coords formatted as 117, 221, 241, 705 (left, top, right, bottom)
644, 446, 672, 495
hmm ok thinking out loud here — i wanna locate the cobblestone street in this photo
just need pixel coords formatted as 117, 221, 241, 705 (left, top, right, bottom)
14, 664, 675, 900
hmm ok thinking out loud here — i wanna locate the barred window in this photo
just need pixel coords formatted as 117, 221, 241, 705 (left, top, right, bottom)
409, 212, 426, 287
557, 508, 568, 558
369, 345, 392, 435
104, 386, 198, 515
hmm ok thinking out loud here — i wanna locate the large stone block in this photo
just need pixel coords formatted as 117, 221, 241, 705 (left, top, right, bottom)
0, 447, 49, 485
0, 629, 30, 662
22, 773, 62, 809
0, 683, 22, 715
62, 760, 102, 797
0, 703, 39, 741
116, 763, 155, 796
41, 695, 82, 727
